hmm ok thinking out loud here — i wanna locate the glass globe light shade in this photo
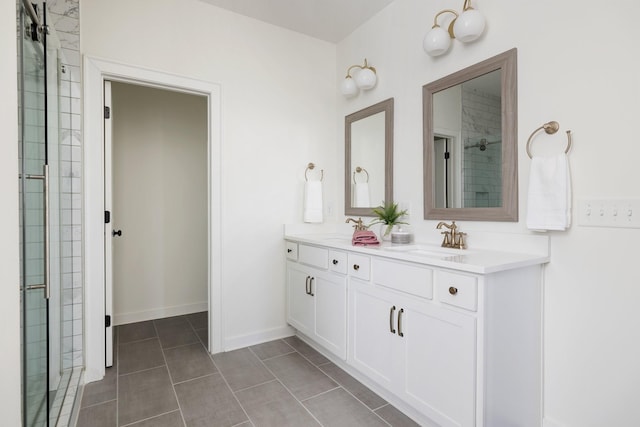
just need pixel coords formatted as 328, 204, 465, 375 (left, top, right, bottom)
340, 76, 358, 97
453, 8, 485, 43
355, 68, 377, 90
423, 26, 452, 57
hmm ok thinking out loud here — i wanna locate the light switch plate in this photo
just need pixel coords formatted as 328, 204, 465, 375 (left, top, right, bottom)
577, 199, 640, 228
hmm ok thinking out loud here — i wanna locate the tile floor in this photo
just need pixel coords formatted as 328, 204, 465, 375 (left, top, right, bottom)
76, 313, 420, 427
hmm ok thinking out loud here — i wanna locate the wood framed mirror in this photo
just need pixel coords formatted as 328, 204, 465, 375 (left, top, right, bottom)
345, 98, 394, 216
423, 48, 518, 221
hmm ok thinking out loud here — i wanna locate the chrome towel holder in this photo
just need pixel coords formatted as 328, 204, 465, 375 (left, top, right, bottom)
526, 121, 572, 159
353, 166, 369, 184
305, 162, 323, 181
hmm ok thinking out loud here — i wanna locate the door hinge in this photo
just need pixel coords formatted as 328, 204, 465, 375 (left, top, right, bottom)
104, 106, 111, 119
105, 315, 111, 328
105, 210, 111, 224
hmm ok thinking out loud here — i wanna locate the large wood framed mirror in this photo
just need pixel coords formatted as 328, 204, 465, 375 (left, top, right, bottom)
423, 48, 518, 221
345, 98, 394, 216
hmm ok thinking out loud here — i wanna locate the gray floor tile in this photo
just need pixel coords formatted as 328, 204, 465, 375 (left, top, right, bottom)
118, 338, 165, 375
318, 362, 386, 410
212, 348, 274, 391
249, 339, 295, 360
81, 366, 117, 407
155, 317, 200, 349
263, 353, 337, 401
235, 380, 320, 427
283, 336, 329, 366
174, 373, 248, 427
303, 388, 388, 427
186, 311, 208, 329
76, 400, 117, 427
164, 342, 217, 384
127, 410, 185, 426
118, 366, 179, 426
118, 321, 157, 344
194, 328, 208, 347
375, 404, 421, 427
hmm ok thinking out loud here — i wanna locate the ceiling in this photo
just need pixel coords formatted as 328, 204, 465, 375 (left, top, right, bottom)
199, 0, 396, 43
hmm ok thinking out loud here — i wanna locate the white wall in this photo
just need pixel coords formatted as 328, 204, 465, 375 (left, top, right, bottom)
81, 0, 338, 348
111, 82, 208, 323
337, 0, 640, 425
0, 1, 23, 423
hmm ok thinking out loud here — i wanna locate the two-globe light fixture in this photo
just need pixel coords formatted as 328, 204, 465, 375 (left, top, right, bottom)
340, 58, 377, 98
423, 0, 486, 57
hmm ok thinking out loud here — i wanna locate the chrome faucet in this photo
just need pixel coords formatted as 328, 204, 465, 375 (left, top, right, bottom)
345, 217, 367, 231
436, 221, 467, 249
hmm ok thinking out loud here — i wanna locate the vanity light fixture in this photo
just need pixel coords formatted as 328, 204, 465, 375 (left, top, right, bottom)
340, 58, 377, 98
423, 0, 486, 57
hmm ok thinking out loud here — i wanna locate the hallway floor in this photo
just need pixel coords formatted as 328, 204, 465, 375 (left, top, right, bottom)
76, 313, 420, 427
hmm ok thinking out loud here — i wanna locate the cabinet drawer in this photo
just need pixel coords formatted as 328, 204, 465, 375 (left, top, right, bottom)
329, 250, 347, 275
435, 270, 478, 311
372, 258, 433, 299
298, 244, 328, 269
285, 242, 298, 261
348, 254, 370, 281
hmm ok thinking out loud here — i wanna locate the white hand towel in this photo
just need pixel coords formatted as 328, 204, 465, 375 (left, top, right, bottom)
526, 153, 571, 231
353, 182, 371, 208
303, 180, 323, 223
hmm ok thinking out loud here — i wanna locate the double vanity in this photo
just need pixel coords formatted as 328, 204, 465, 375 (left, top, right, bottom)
285, 230, 548, 427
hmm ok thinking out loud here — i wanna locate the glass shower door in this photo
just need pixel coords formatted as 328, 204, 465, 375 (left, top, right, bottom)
19, 3, 62, 425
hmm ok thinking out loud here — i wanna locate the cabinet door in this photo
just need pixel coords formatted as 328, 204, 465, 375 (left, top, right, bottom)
286, 262, 314, 337
348, 279, 399, 391
314, 272, 347, 359
400, 299, 476, 427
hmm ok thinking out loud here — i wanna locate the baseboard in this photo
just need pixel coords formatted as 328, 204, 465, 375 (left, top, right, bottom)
223, 325, 295, 352
543, 416, 566, 427
113, 301, 208, 325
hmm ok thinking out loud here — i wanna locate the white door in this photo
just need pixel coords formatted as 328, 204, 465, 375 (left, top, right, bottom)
103, 80, 114, 367
286, 262, 315, 337
313, 272, 347, 359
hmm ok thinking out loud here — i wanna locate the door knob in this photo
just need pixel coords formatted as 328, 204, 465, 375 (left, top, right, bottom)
112, 229, 122, 237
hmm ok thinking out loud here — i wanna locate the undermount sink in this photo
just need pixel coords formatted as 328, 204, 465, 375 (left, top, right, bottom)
383, 244, 470, 260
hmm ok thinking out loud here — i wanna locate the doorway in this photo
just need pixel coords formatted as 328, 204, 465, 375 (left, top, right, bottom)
83, 57, 223, 383
104, 82, 208, 366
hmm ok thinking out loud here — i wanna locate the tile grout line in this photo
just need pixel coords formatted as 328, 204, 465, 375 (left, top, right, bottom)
248, 345, 325, 427
152, 318, 188, 427
209, 348, 255, 427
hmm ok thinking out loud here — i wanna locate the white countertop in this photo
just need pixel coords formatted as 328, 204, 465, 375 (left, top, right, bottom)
285, 233, 550, 274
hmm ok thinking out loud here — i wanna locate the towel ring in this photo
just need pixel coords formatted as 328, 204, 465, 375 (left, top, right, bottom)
526, 121, 572, 159
353, 166, 369, 184
305, 162, 323, 181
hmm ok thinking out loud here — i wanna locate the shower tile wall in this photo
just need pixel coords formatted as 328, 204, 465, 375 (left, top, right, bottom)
47, 0, 83, 369
461, 86, 502, 208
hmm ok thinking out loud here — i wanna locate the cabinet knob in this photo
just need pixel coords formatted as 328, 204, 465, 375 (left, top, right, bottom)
332, 259, 339, 265
353, 264, 360, 271
449, 286, 458, 295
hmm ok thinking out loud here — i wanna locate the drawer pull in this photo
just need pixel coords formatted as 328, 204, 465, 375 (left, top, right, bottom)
353, 264, 360, 271
398, 308, 404, 337
389, 306, 396, 334
305, 276, 311, 295
449, 286, 458, 295
287, 248, 293, 253
332, 259, 339, 265
309, 277, 315, 296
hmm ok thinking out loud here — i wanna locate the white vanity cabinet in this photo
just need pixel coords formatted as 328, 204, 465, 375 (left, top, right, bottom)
285, 235, 546, 427
286, 244, 347, 359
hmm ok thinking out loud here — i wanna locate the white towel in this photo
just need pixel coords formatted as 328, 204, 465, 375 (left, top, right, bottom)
303, 180, 323, 223
526, 153, 571, 231
353, 182, 371, 208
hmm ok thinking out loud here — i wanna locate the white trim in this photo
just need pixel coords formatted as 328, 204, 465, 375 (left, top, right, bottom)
223, 325, 296, 352
113, 302, 208, 326
83, 56, 223, 382
543, 417, 567, 427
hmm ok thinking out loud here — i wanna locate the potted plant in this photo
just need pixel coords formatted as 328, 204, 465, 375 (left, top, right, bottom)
370, 201, 408, 239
